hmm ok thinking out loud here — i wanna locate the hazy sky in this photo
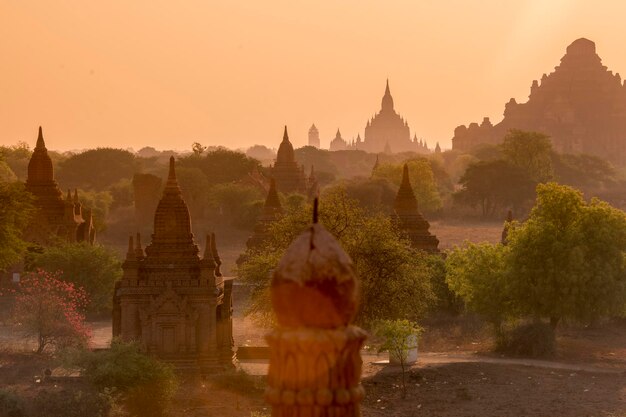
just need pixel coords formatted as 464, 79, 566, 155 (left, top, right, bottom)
3, 1, 626, 152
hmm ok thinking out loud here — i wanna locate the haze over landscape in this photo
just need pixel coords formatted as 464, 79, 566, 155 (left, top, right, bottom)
4, 0, 626, 150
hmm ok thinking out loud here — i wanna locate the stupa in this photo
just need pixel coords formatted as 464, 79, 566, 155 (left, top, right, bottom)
452, 38, 626, 165
113, 157, 234, 372
392, 164, 439, 252
24, 127, 95, 245
270, 126, 307, 194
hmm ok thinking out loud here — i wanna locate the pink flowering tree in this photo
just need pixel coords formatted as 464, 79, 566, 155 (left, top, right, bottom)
13, 270, 91, 353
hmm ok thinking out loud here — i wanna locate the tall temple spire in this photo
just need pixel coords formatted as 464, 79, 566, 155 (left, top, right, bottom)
164, 156, 181, 193
276, 125, 296, 165
381, 79, 394, 113
36, 126, 45, 149
392, 164, 439, 252
282, 125, 289, 142
27, 126, 55, 184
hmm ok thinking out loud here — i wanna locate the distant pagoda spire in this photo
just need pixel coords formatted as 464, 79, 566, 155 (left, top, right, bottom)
27, 126, 55, 184
381, 78, 394, 113
393, 164, 439, 252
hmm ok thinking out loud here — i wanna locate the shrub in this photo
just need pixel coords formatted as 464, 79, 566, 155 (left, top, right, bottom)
75, 340, 178, 417
210, 369, 264, 396
0, 389, 25, 417
31, 389, 115, 417
496, 321, 556, 358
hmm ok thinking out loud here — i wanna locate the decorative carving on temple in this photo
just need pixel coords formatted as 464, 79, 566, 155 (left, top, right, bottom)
266, 200, 366, 416
452, 38, 626, 165
24, 127, 95, 245
393, 164, 439, 252
113, 157, 234, 372
271, 126, 308, 194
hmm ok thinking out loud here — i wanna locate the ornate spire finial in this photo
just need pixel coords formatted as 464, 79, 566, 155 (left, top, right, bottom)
164, 156, 181, 192
66, 189, 72, 201
73, 188, 79, 204
283, 125, 289, 142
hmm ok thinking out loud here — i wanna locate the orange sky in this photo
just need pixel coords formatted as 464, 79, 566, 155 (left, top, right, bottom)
3, 1, 626, 152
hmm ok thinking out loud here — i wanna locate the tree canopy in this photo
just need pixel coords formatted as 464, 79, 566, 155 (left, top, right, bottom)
29, 243, 123, 314
238, 187, 436, 327
447, 183, 626, 332
0, 181, 35, 271
57, 148, 138, 191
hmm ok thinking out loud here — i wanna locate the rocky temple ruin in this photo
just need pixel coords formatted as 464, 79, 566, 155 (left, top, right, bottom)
24, 127, 96, 245
113, 157, 234, 372
452, 38, 626, 166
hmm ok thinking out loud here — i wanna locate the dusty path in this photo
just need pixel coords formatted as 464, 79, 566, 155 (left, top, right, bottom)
369, 352, 625, 374
239, 351, 626, 376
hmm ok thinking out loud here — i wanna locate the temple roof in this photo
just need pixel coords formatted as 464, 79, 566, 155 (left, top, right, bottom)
381, 79, 395, 113
394, 164, 418, 214
27, 126, 55, 184
276, 126, 295, 165
146, 156, 198, 260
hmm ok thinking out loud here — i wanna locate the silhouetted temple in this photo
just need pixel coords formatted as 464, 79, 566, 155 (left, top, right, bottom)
308, 124, 320, 148
270, 126, 307, 194
246, 178, 283, 249
24, 127, 95, 245
452, 38, 626, 165
393, 164, 439, 252
329, 128, 348, 151
362, 80, 427, 154
113, 157, 234, 372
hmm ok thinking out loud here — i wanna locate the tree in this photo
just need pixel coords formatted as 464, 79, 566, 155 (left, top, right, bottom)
246, 145, 276, 163
501, 130, 553, 182
74, 339, 178, 417
448, 183, 626, 337
29, 243, 123, 314
178, 148, 261, 186
0, 142, 32, 180
0, 181, 35, 271
373, 319, 422, 398
445, 242, 511, 337
372, 160, 442, 213
552, 152, 617, 191
455, 160, 535, 217
77, 190, 114, 232
208, 183, 264, 229
14, 270, 91, 353
506, 183, 626, 328
238, 187, 436, 327
57, 148, 138, 191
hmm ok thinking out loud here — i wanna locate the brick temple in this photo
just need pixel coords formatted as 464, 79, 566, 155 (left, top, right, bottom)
393, 164, 439, 252
113, 156, 234, 372
24, 127, 96, 245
